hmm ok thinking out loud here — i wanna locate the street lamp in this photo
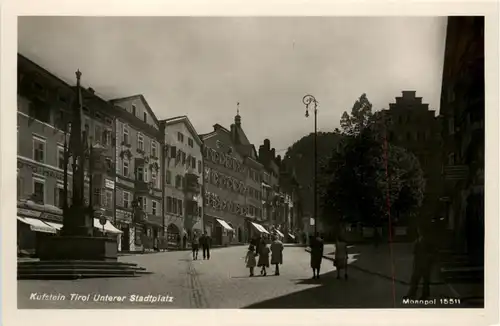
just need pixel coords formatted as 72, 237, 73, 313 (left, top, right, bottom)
302, 94, 318, 235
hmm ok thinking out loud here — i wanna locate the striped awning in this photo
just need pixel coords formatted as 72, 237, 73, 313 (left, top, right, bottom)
274, 229, 285, 237
251, 222, 270, 234
17, 216, 57, 234
288, 233, 296, 239
93, 218, 123, 234
216, 218, 234, 231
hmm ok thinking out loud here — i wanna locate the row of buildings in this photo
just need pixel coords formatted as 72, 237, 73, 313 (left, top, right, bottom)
17, 54, 301, 254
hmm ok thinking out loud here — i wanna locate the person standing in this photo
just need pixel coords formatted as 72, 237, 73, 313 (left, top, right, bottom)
257, 238, 270, 276
182, 233, 187, 250
191, 234, 200, 260
310, 232, 324, 279
270, 235, 284, 276
406, 227, 436, 300
245, 244, 257, 277
334, 235, 348, 280
200, 232, 211, 260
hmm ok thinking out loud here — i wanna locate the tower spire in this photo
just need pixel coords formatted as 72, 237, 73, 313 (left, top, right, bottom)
235, 102, 241, 126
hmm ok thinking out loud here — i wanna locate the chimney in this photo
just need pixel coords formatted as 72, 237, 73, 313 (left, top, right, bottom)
271, 148, 276, 160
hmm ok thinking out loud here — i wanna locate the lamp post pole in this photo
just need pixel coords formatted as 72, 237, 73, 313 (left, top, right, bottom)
303, 94, 318, 235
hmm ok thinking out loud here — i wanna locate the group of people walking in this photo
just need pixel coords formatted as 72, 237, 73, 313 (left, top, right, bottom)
245, 235, 284, 277
309, 232, 349, 279
190, 232, 211, 260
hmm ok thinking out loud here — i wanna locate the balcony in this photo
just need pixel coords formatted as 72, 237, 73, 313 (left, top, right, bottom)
135, 180, 153, 194
184, 173, 201, 194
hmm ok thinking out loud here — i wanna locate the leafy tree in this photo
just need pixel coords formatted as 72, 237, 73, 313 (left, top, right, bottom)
320, 94, 425, 230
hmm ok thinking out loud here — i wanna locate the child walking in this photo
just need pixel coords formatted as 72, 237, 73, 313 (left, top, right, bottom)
245, 245, 257, 276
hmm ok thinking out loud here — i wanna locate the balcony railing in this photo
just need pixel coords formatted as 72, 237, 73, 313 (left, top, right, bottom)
443, 165, 469, 181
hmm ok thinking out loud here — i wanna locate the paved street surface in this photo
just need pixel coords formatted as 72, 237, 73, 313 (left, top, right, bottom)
18, 246, 464, 309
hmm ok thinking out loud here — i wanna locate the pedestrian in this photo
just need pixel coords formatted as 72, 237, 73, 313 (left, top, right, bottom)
200, 232, 211, 260
334, 235, 348, 280
177, 234, 181, 250
309, 232, 324, 279
245, 244, 257, 277
257, 238, 270, 276
270, 235, 284, 276
191, 234, 200, 260
406, 227, 436, 300
182, 233, 187, 250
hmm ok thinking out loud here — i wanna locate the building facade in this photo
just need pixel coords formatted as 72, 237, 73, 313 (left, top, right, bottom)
378, 91, 443, 235
111, 95, 164, 252
160, 116, 204, 246
17, 54, 121, 254
439, 16, 484, 260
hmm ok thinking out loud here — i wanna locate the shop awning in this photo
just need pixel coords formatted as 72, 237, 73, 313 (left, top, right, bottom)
17, 216, 57, 234
44, 221, 63, 230
216, 218, 234, 231
288, 233, 296, 239
251, 222, 270, 234
274, 229, 285, 237
93, 218, 123, 234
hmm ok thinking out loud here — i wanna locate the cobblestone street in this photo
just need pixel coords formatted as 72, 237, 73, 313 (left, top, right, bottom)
17, 246, 464, 309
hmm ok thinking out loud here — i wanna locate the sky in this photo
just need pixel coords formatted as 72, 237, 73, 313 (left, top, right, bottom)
18, 17, 447, 155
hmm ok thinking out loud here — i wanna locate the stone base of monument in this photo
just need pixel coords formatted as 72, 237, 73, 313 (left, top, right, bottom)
17, 236, 151, 280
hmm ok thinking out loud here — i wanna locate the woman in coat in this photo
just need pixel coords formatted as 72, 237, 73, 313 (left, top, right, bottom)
257, 238, 270, 276
309, 233, 324, 279
270, 235, 284, 276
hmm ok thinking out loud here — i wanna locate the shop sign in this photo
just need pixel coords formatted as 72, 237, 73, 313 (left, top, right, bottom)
17, 160, 65, 181
105, 179, 115, 189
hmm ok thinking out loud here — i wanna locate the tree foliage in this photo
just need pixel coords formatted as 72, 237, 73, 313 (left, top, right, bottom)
320, 94, 425, 228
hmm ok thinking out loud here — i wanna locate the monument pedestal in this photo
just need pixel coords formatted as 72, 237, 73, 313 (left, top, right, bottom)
38, 236, 118, 261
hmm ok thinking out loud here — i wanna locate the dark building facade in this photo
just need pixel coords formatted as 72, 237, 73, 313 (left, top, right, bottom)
439, 16, 484, 261
379, 91, 443, 234
17, 54, 121, 255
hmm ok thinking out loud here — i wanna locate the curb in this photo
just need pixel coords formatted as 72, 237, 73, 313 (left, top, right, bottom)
304, 248, 444, 286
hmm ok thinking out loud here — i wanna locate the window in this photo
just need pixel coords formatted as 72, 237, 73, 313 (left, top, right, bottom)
182, 152, 186, 165
140, 197, 147, 211
57, 146, 65, 169
94, 125, 102, 143
144, 166, 149, 182
33, 136, 45, 163
167, 196, 173, 213
33, 178, 45, 204
137, 166, 144, 181
151, 170, 157, 188
198, 206, 202, 217
188, 138, 194, 148
177, 132, 184, 143
178, 199, 183, 216
103, 129, 111, 146
172, 197, 178, 214
191, 157, 196, 169
105, 190, 113, 209
123, 160, 129, 177
198, 160, 202, 173
123, 125, 129, 144
93, 187, 101, 206
166, 170, 172, 184
138, 133, 144, 150
55, 185, 65, 208
151, 141, 157, 158
17, 176, 23, 199
143, 112, 147, 123
132, 104, 136, 116
152, 201, 158, 216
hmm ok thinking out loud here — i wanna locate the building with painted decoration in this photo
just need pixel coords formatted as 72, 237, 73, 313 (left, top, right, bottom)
160, 116, 204, 247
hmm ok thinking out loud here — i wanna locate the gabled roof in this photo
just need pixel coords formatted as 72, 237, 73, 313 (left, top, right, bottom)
110, 94, 160, 126
160, 115, 202, 146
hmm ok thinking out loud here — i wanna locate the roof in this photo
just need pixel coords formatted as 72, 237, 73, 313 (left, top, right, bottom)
160, 115, 202, 146
110, 94, 160, 126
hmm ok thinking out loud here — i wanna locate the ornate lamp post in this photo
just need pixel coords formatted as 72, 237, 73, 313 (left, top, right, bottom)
302, 94, 318, 235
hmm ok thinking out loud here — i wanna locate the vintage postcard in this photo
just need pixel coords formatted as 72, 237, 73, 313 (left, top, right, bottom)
1, 1, 498, 326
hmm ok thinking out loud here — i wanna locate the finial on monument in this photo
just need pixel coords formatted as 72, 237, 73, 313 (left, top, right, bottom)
237, 102, 240, 116
76, 69, 82, 81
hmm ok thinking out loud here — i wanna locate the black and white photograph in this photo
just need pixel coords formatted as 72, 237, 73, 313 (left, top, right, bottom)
1, 2, 499, 325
